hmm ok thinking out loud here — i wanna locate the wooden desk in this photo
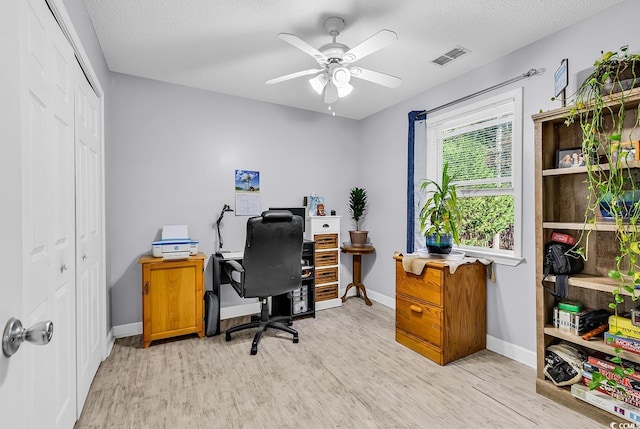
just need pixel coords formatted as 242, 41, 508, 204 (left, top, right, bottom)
340, 244, 375, 306
138, 253, 206, 348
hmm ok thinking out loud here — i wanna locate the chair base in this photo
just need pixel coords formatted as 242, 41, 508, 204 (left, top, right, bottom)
225, 299, 298, 355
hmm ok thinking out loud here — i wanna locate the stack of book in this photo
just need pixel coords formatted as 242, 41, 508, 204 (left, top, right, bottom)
606, 315, 640, 354
574, 353, 640, 422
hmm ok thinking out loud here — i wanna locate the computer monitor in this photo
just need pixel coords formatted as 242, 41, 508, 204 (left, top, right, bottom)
268, 207, 306, 232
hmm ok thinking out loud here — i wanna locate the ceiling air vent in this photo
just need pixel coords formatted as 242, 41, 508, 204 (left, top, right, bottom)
432, 46, 470, 66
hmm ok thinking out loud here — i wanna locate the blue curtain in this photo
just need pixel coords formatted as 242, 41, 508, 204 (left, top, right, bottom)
407, 111, 426, 253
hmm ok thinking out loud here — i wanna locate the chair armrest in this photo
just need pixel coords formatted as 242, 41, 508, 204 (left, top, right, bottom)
224, 260, 244, 292
226, 259, 244, 272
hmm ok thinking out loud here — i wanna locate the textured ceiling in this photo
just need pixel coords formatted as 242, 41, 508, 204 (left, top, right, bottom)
83, 0, 623, 120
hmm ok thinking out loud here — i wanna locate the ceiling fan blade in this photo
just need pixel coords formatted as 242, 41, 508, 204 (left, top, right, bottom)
350, 67, 402, 88
342, 30, 397, 63
324, 82, 338, 104
278, 33, 327, 64
266, 68, 323, 85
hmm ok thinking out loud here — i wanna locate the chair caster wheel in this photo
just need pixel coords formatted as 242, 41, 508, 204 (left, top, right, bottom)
225, 332, 231, 341
293, 336, 299, 344
251, 346, 258, 355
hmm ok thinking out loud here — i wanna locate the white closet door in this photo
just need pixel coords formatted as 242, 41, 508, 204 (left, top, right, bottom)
75, 67, 103, 414
20, 0, 77, 427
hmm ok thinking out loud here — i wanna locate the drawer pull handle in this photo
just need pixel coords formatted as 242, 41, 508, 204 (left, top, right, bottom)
409, 305, 423, 313
322, 224, 329, 228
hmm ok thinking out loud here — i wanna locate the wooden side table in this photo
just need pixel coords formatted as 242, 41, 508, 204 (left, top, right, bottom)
340, 244, 375, 306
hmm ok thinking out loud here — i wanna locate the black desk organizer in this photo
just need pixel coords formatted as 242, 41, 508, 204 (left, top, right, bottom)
272, 240, 316, 320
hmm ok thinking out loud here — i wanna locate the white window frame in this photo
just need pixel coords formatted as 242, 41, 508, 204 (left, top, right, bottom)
423, 88, 524, 266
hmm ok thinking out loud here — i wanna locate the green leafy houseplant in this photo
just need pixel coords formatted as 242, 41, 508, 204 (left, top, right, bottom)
348, 187, 368, 246
348, 187, 367, 231
419, 163, 462, 252
567, 46, 640, 395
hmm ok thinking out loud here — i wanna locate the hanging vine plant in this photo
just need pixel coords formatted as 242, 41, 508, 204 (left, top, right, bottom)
566, 45, 640, 393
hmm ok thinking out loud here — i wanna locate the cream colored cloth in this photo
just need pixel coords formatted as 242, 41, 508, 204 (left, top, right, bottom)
395, 251, 494, 280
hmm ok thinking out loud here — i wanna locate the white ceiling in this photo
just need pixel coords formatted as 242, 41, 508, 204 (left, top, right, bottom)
83, 0, 623, 120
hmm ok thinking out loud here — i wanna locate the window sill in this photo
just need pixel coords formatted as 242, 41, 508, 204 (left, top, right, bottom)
461, 249, 525, 267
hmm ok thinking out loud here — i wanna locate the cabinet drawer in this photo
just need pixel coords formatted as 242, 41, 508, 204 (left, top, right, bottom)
314, 233, 338, 250
396, 263, 443, 306
316, 284, 338, 301
396, 329, 444, 365
310, 217, 340, 233
315, 250, 338, 267
396, 296, 442, 347
316, 267, 338, 284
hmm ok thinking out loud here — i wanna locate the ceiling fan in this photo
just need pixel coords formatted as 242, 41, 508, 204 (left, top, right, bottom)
266, 17, 402, 104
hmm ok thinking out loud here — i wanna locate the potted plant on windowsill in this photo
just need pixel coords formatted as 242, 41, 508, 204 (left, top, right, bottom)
419, 163, 462, 255
348, 187, 368, 247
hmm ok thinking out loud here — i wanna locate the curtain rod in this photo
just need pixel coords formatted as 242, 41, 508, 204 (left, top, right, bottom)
417, 68, 543, 117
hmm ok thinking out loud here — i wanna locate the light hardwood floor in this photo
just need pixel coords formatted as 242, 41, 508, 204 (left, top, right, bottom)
76, 300, 607, 428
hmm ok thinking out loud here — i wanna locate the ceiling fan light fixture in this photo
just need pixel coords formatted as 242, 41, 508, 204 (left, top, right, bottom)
332, 67, 351, 86
309, 73, 328, 95
337, 83, 353, 98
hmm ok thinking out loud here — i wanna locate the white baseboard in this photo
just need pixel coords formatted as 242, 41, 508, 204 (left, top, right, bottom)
104, 330, 115, 358
486, 334, 536, 369
112, 322, 142, 338
108, 295, 536, 369
365, 289, 395, 309
220, 302, 261, 320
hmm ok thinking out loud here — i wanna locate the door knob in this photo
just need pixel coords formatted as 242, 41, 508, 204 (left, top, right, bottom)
60, 263, 69, 273
2, 318, 54, 357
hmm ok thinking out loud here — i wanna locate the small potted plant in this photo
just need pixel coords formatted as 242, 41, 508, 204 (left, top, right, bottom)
348, 187, 368, 246
419, 163, 462, 254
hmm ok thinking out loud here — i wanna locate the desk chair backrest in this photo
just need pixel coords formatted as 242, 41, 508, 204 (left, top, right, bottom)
240, 210, 303, 298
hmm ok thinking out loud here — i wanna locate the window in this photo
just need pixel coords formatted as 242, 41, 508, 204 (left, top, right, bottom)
421, 88, 523, 265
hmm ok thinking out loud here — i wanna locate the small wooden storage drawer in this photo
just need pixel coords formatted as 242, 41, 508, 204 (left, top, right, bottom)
310, 217, 340, 233
396, 296, 443, 347
315, 267, 338, 284
316, 284, 338, 301
315, 250, 338, 267
314, 233, 338, 250
396, 266, 443, 307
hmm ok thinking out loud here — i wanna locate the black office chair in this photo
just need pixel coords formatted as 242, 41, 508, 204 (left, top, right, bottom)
224, 210, 304, 355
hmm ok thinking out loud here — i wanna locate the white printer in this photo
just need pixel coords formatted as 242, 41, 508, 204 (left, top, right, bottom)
152, 225, 199, 260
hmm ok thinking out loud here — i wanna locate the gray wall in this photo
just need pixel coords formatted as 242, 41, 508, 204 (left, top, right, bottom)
63, 0, 640, 363
360, 0, 640, 363
108, 74, 361, 326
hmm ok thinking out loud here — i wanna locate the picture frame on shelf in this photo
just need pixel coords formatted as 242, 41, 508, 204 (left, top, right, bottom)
556, 147, 584, 168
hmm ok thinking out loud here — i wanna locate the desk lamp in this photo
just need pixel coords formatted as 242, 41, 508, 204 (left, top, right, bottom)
216, 204, 234, 253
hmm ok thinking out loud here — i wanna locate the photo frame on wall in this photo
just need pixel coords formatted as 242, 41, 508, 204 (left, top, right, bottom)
554, 58, 568, 97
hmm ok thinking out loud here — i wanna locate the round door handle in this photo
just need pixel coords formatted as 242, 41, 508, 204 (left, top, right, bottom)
2, 318, 54, 357
82, 254, 88, 261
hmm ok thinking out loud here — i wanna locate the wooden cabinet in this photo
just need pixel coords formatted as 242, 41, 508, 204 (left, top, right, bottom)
138, 253, 206, 348
533, 88, 640, 424
394, 255, 486, 365
306, 216, 342, 310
